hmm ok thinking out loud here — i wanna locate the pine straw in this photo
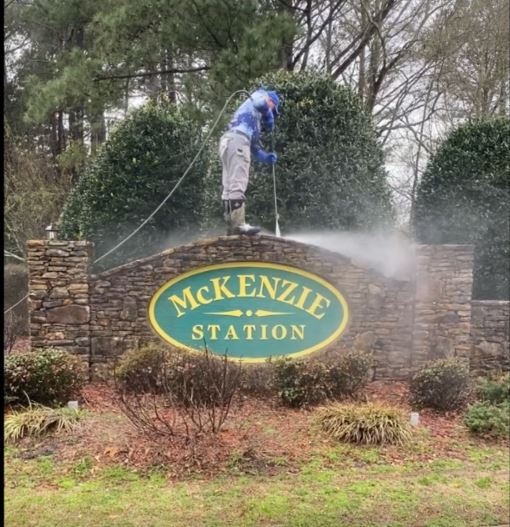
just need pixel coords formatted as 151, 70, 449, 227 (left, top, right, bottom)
316, 402, 412, 445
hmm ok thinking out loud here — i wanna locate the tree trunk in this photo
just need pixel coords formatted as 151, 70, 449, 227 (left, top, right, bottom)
90, 111, 106, 155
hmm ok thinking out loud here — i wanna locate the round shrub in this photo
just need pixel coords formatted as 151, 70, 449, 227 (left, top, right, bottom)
410, 358, 472, 411
60, 100, 208, 269
4, 348, 86, 406
115, 343, 168, 393
414, 118, 510, 300
273, 350, 373, 408
317, 403, 412, 445
324, 349, 373, 397
464, 401, 509, 440
273, 358, 329, 408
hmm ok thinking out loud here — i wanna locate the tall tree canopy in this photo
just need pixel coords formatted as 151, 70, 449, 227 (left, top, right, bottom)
414, 118, 510, 300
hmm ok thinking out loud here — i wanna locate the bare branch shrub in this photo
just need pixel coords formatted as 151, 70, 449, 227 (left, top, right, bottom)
116, 347, 243, 441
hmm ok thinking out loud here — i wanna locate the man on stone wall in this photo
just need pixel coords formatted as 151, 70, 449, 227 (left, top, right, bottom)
219, 88, 279, 235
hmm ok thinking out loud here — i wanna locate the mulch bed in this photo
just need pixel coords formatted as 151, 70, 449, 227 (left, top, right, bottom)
10, 380, 499, 479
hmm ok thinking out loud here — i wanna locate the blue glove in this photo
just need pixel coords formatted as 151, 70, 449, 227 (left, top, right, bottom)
254, 150, 277, 164
266, 152, 277, 164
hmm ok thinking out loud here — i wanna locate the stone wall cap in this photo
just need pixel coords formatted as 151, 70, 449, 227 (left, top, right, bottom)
471, 300, 510, 306
93, 234, 354, 276
415, 244, 474, 250
92, 234, 412, 283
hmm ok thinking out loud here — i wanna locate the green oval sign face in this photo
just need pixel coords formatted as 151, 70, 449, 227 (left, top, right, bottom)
149, 262, 349, 362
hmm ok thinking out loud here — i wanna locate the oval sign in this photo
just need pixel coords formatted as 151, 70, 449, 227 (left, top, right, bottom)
149, 262, 349, 363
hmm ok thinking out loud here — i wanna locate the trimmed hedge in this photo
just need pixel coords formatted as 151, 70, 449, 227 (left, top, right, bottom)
202, 71, 394, 232
60, 100, 208, 269
273, 350, 373, 408
414, 118, 510, 300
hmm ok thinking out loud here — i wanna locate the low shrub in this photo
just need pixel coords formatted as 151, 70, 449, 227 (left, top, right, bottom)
4, 348, 86, 406
239, 361, 275, 398
316, 403, 412, 445
117, 346, 243, 437
464, 401, 509, 440
273, 359, 329, 408
475, 373, 510, 405
409, 358, 472, 411
324, 349, 373, 397
115, 343, 168, 393
273, 350, 372, 408
116, 344, 243, 408
4, 404, 83, 442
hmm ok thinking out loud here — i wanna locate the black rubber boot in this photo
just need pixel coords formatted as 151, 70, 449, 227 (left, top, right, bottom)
223, 200, 260, 236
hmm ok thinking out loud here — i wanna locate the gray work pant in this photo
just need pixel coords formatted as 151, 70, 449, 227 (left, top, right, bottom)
219, 131, 251, 201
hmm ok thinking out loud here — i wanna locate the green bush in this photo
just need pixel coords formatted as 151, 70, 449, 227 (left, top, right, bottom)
273, 350, 372, 408
410, 358, 472, 411
316, 403, 412, 445
60, 100, 208, 269
464, 401, 509, 439
4, 349, 86, 406
325, 349, 374, 397
475, 373, 510, 405
240, 361, 275, 398
414, 118, 510, 300
115, 343, 168, 393
273, 358, 329, 408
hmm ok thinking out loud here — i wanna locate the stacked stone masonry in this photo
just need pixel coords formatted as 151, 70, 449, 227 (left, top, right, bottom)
471, 301, 510, 374
412, 245, 474, 369
26, 236, 509, 378
27, 240, 94, 360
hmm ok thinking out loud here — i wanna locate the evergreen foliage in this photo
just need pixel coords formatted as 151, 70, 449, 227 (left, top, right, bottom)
414, 118, 510, 299
4, 349, 86, 407
273, 350, 373, 408
59, 100, 208, 267
409, 358, 472, 412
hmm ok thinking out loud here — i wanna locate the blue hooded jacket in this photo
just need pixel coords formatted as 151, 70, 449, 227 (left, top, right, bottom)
227, 89, 279, 163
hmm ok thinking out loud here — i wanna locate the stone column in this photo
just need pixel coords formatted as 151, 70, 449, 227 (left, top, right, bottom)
470, 300, 510, 374
27, 240, 94, 360
411, 245, 474, 370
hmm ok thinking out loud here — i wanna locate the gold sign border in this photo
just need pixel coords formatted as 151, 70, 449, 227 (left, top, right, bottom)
148, 262, 350, 363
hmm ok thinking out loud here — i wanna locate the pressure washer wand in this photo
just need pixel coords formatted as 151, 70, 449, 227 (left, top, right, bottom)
271, 131, 281, 237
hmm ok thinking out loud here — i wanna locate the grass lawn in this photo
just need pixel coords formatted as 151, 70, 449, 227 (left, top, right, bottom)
4, 382, 509, 527
5, 443, 509, 527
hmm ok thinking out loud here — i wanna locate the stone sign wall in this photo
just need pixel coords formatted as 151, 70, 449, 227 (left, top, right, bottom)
26, 235, 509, 378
